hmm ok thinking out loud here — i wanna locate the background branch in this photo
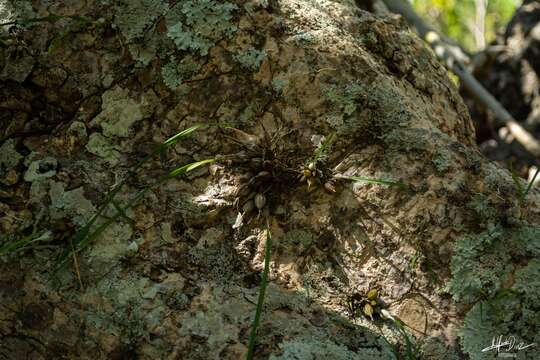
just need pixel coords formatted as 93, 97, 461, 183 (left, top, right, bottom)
381, 0, 540, 158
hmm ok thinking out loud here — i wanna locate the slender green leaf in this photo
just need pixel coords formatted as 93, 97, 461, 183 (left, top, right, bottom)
313, 132, 335, 163
392, 319, 419, 360
54, 125, 207, 271
247, 229, 272, 360
523, 167, 539, 201
74, 125, 204, 245
0, 231, 50, 255
111, 199, 134, 224
54, 159, 214, 271
166, 159, 215, 178
162, 124, 205, 147
509, 163, 525, 200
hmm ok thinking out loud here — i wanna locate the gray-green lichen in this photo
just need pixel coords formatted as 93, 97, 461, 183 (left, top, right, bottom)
271, 78, 288, 93
161, 56, 201, 90
83, 271, 169, 348
420, 337, 461, 360
28, 181, 48, 203
87, 85, 159, 164
238, 105, 256, 124
86, 133, 122, 165
447, 224, 540, 359
244, 0, 269, 13
282, 229, 315, 252
234, 48, 266, 70
0, 139, 23, 172
324, 81, 364, 122
447, 225, 507, 303
179, 310, 238, 349
91, 86, 144, 138
166, 0, 237, 56
67, 121, 88, 140
0, 47, 35, 82
49, 180, 96, 227
460, 263, 540, 360
174, 286, 249, 354
24, 157, 58, 182
111, 0, 167, 41
88, 221, 133, 261
270, 337, 396, 360
323, 77, 411, 137
432, 150, 451, 173
128, 42, 157, 66
0, 0, 34, 31
290, 30, 316, 45
467, 193, 498, 224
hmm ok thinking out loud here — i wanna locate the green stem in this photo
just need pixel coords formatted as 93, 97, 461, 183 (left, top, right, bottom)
246, 229, 272, 360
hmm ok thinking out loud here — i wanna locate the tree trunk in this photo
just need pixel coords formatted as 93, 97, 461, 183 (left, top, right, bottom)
1, 1, 539, 359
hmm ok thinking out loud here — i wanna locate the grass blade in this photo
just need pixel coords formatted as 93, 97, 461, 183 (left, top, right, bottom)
162, 124, 205, 147
76, 124, 206, 244
54, 159, 215, 272
313, 132, 335, 163
523, 167, 539, 200
0, 231, 50, 255
392, 319, 419, 360
246, 229, 272, 360
0, 125, 209, 272
166, 159, 215, 179
509, 162, 525, 200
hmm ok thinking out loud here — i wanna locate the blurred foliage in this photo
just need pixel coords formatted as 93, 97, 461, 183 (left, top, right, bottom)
412, 0, 520, 51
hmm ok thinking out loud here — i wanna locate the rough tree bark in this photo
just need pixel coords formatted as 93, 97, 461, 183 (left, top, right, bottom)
0, 1, 539, 359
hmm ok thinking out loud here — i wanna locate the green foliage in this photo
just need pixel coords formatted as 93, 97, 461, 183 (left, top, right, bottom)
523, 168, 540, 200
412, 0, 519, 51
0, 230, 51, 255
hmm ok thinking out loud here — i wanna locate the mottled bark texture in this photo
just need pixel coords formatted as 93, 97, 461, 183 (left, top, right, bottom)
0, 1, 539, 359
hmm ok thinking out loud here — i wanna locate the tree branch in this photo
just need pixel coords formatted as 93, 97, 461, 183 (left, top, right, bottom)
381, 0, 540, 158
